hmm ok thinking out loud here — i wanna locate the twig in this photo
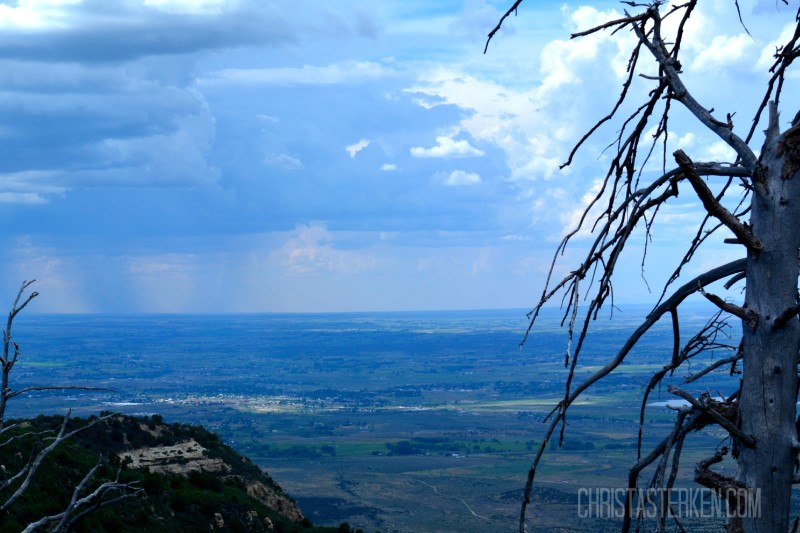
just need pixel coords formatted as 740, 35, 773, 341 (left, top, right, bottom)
484, 0, 524, 53
674, 150, 760, 251
520, 259, 746, 529
668, 387, 755, 447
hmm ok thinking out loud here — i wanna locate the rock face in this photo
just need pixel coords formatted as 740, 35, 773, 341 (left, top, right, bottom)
247, 479, 305, 523
116, 419, 305, 524
123, 438, 231, 475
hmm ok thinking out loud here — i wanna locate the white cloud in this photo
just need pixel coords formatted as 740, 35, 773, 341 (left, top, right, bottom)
408, 69, 560, 180
264, 152, 303, 170
410, 133, 484, 158
275, 224, 378, 275
691, 33, 754, 71
0, 192, 48, 204
2, 0, 794, 314
0, 0, 78, 30
698, 141, 737, 162
0, 0, 311, 63
756, 22, 798, 70
444, 170, 481, 186
677, 132, 696, 148
143, 0, 229, 14
471, 247, 493, 277
346, 139, 370, 159
202, 61, 393, 87
0, 170, 67, 201
560, 178, 605, 240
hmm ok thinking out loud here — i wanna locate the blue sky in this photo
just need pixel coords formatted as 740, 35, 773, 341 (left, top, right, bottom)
0, 0, 796, 313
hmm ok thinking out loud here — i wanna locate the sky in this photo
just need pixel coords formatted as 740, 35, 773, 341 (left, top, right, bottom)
0, 0, 797, 313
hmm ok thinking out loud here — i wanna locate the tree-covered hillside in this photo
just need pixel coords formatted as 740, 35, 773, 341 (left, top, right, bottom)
0, 413, 348, 533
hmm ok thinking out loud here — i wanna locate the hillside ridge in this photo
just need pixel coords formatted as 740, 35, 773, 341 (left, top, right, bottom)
0, 413, 344, 533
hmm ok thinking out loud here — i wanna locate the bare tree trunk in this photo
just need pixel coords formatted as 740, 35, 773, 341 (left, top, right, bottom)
485, 2, 800, 531
738, 108, 800, 531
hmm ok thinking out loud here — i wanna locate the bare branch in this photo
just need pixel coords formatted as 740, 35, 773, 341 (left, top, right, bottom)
698, 288, 747, 319
668, 387, 755, 447
5, 385, 113, 401
0, 280, 39, 428
0, 426, 55, 449
1, 413, 73, 512
53, 461, 104, 532
773, 303, 800, 330
623, 408, 709, 532
484, 0, 523, 53
684, 351, 743, 383
674, 149, 760, 251
520, 259, 746, 528
492, 2, 800, 530
746, 15, 800, 144
694, 446, 749, 529
724, 271, 747, 290
20, 463, 142, 533
733, 0, 753, 37
570, 12, 649, 38
0, 281, 138, 527
630, 10, 758, 170
1, 412, 116, 512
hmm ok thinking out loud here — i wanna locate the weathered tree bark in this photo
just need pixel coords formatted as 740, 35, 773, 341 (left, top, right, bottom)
737, 107, 800, 531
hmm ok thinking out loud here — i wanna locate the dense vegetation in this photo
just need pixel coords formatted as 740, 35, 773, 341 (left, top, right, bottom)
0, 413, 349, 533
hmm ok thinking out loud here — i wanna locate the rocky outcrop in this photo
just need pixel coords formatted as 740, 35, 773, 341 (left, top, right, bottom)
247, 479, 305, 523
3, 414, 326, 532
121, 438, 230, 475
120, 434, 304, 523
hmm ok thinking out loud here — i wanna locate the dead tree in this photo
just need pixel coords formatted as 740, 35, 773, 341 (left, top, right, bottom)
487, 1, 800, 532
0, 281, 141, 530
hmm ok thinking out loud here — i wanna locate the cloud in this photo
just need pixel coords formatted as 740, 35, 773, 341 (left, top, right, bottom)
406, 69, 559, 180
697, 141, 737, 162
443, 170, 481, 186
756, 22, 798, 70
0, 0, 376, 64
346, 139, 371, 159
142, 0, 231, 15
0, 21, 226, 199
405, 4, 650, 188
0, 170, 67, 201
2, 0, 792, 314
275, 224, 378, 275
202, 61, 393, 87
85, 110, 219, 185
0, 1, 383, 64
410, 133, 484, 158
691, 33, 754, 71
264, 152, 303, 170
450, 0, 507, 38
0, 192, 49, 205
